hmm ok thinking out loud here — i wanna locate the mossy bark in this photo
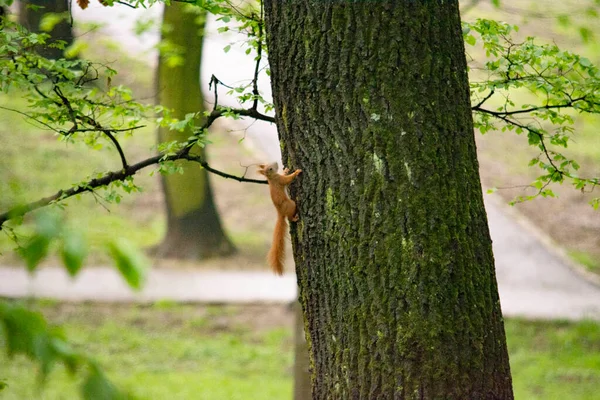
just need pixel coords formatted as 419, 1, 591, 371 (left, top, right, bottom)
157, 3, 234, 259
265, 1, 513, 398
18, 0, 73, 60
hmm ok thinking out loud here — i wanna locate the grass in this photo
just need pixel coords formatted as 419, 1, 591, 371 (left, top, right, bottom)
506, 318, 600, 400
0, 303, 293, 400
568, 250, 600, 273
1, 303, 600, 399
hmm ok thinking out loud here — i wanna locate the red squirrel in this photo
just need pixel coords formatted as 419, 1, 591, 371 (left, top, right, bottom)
257, 162, 302, 275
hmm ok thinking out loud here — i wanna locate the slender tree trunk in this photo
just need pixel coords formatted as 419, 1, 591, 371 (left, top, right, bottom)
265, 1, 513, 398
293, 300, 312, 400
156, 3, 235, 259
18, 0, 73, 60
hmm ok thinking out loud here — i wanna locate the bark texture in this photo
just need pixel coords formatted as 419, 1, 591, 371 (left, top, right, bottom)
157, 3, 235, 259
265, 1, 513, 398
19, 0, 73, 60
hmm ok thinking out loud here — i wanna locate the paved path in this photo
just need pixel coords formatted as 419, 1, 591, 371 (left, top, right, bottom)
2, 4, 600, 321
2, 196, 600, 320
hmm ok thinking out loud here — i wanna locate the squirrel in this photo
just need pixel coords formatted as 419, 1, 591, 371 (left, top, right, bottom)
257, 162, 302, 275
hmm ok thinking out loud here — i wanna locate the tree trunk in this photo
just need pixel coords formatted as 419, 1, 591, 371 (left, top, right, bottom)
156, 3, 235, 259
264, 1, 513, 398
18, 0, 73, 60
293, 300, 312, 400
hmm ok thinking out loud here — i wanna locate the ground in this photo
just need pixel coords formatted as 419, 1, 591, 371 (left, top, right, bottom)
1, 302, 600, 400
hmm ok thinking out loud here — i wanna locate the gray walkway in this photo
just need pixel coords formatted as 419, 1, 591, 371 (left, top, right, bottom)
0, 268, 297, 303
2, 197, 600, 321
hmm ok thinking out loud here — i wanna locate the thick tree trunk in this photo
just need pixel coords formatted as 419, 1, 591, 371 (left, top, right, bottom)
265, 1, 513, 398
156, 3, 235, 259
19, 0, 73, 60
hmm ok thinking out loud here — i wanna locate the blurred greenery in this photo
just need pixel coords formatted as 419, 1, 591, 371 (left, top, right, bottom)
0, 303, 293, 400
506, 318, 600, 400
1, 303, 599, 399
568, 250, 600, 273
0, 91, 164, 262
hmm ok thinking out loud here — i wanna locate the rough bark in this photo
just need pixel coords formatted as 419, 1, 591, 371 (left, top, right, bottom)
265, 1, 513, 399
18, 0, 73, 60
156, 3, 235, 259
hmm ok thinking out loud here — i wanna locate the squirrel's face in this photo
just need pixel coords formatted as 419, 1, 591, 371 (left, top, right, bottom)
258, 162, 278, 177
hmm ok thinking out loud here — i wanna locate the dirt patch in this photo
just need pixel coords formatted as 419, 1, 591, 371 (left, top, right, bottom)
36, 302, 294, 334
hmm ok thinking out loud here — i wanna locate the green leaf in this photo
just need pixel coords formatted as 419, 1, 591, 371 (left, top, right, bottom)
61, 231, 87, 277
0, 379, 7, 392
579, 57, 592, 68
465, 34, 476, 46
223, 44, 231, 53
40, 13, 68, 33
20, 235, 51, 273
107, 240, 147, 290
491, 0, 501, 7
81, 365, 122, 400
579, 27, 593, 43
556, 14, 570, 27
1, 304, 47, 358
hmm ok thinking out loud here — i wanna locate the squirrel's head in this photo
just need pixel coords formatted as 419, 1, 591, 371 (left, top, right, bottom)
257, 162, 278, 177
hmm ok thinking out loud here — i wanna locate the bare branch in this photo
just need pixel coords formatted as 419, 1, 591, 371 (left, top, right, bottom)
251, 7, 263, 110
472, 96, 588, 117
0, 152, 267, 230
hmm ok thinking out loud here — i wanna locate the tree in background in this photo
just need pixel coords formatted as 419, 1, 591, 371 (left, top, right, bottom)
265, 1, 513, 397
18, 0, 73, 59
156, 2, 235, 259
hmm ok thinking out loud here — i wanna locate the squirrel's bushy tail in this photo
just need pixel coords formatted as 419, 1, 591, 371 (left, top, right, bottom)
268, 214, 286, 275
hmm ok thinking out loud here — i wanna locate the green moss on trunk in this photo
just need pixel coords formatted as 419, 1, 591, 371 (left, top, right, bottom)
265, 1, 513, 398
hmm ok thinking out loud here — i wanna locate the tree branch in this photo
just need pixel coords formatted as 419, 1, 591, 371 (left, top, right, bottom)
251, 8, 263, 111
0, 151, 267, 230
472, 96, 588, 117
472, 89, 495, 109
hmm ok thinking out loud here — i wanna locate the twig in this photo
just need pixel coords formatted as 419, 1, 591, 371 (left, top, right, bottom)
0, 153, 267, 230
251, 6, 263, 110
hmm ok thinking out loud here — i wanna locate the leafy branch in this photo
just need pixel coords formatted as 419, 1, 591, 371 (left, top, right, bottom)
0, 17, 271, 232
465, 18, 600, 207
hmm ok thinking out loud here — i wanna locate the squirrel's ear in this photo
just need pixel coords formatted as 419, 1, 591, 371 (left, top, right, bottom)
258, 164, 266, 169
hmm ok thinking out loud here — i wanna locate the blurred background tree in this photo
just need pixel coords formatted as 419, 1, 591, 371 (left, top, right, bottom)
156, 2, 235, 259
18, 0, 73, 59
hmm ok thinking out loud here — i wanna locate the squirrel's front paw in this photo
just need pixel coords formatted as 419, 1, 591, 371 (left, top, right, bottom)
295, 169, 303, 175
291, 214, 300, 222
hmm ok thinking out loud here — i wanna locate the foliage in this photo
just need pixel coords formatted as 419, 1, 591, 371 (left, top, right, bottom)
0, 303, 293, 400
0, 302, 132, 399
465, 18, 600, 206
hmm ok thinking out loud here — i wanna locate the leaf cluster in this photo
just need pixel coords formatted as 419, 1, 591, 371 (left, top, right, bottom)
0, 300, 131, 399
465, 19, 600, 206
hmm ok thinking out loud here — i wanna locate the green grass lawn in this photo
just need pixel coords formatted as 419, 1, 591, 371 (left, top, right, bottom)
506, 319, 600, 400
1, 303, 599, 400
0, 303, 293, 400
